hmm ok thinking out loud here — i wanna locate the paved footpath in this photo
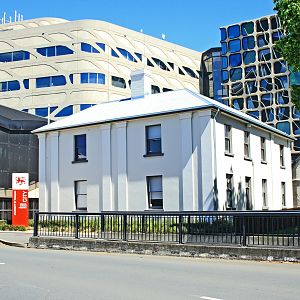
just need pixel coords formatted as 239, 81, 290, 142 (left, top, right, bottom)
0, 230, 33, 246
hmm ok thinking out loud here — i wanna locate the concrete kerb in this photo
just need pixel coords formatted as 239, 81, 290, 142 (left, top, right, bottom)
0, 238, 27, 248
29, 236, 300, 263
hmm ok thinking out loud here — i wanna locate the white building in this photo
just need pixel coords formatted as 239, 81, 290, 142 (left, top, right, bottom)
34, 79, 293, 212
0, 17, 201, 119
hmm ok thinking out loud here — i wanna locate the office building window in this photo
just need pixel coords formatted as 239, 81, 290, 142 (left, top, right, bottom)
152, 57, 169, 71
147, 176, 163, 209
96, 43, 105, 51
74, 134, 87, 161
145, 125, 162, 155
245, 177, 252, 210
55, 105, 73, 117
36, 46, 73, 57
262, 179, 268, 208
244, 131, 251, 159
183, 66, 198, 78
261, 137, 266, 162
281, 182, 286, 207
226, 174, 234, 210
74, 180, 87, 211
151, 85, 160, 94
111, 76, 126, 88
280, 145, 285, 167
0, 50, 30, 62
36, 75, 66, 88
0, 80, 20, 92
80, 42, 99, 53
225, 125, 232, 154
116, 47, 137, 62
80, 73, 105, 85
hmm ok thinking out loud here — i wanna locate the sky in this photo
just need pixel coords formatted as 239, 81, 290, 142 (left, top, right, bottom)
1, 0, 276, 52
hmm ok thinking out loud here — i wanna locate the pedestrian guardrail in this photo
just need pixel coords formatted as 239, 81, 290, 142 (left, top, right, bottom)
33, 211, 300, 247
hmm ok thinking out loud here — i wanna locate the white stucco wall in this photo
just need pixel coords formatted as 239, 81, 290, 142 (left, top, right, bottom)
38, 108, 293, 212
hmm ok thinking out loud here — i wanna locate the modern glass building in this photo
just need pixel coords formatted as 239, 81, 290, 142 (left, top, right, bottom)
219, 15, 300, 154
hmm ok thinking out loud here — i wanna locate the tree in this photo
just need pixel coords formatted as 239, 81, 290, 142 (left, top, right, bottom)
274, 0, 300, 108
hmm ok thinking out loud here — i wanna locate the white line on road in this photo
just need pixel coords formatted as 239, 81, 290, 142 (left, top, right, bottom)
0, 263, 5, 265
196, 296, 223, 300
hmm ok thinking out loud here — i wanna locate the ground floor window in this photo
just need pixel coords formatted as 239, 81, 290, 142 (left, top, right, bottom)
147, 176, 163, 209
226, 174, 234, 210
245, 177, 252, 210
74, 180, 87, 211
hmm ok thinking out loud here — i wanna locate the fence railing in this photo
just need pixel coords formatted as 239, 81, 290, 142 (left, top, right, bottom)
33, 211, 300, 247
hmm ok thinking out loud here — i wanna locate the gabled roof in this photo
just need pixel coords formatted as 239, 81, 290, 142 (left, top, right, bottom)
0, 105, 47, 131
33, 89, 293, 140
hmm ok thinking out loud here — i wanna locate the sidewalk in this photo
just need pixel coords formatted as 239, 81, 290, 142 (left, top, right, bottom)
0, 230, 33, 247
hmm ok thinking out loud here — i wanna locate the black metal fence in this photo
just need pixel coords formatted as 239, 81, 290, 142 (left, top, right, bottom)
33, 211, 300, 247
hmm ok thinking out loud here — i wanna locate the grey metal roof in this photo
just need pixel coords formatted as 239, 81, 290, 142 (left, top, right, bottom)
0, 105, 47, 131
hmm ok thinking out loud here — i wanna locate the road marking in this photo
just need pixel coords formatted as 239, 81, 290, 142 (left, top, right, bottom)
0, 263, 5, 265
199, 297, 223, 300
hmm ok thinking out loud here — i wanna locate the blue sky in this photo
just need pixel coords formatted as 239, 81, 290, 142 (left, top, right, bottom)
2, 0, 275, 52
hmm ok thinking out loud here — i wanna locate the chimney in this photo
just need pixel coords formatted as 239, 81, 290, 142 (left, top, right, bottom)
130, 69, 152, 99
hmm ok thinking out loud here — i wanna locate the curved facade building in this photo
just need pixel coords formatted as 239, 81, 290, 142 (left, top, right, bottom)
0, 18, 201, 120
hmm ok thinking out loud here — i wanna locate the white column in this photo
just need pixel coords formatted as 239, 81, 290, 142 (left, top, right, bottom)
116, 122, 128, 210
101, 124, 112, 210
38, 134, 47, 211
180, 112, 195, 211
49, 132, 60, 211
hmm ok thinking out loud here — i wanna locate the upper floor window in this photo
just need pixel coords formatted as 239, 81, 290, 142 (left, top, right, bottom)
23, 79, 29, 89
96, 43, 105, 51
261, 137, 266, 162
80, 73, 105, 85
152, 57, 169, 71
280, 145, 285, 167
151, 85, 160, 94
37, 45, 73, 57
0, 80, 20, 92
0, 50, 30, 62
80, 42, 99, 53
244, 131, 251, 159
281, 182, 286, 207
145, 125, 162, 156
55, 105, 73, 117
112, 76, 126, 88
147, 176, 163, 209
116, 47, 137, 62
111, 49, 119, 58
135, 52, 142, 61
224, 125, 232, 154
35, 106, 57, 117
36, 75, 66, 88
183, 66, 198, 78
74, 134, 87, 161
74, 180, 87, 211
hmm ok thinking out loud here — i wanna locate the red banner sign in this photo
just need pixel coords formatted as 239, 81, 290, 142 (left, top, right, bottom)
12, 173, 29, 226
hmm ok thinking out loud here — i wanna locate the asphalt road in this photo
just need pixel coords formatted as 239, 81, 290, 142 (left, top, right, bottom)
0, 245, 299, 300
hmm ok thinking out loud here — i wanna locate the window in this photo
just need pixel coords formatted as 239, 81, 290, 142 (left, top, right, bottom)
152, 57, 169, 71
245, 177, 252, 210
0, 80, 20, 92
74, 134, 87, 161
111, 49, 119, 57
23, 79, 29, 89
261, 137, 266, 162
0, 50, 30, 62
36, 46, 73, 57
80, 104, 96, 111
183, 66, 198, 78
145, 125, 162, 155
280, 145, 285, 167
74, 180, 87, 211
36, 75, 66, 88
55, 105, 73, 117
80, 73, 105, 85
226, 174, 234, 210
80, 42, 99, 53
224, 125, 232, 154
112, 76, 126, 88
35, 106, 57, 117
96, 43, 105, 51
244, 131, 250, 159
262, 179, 268, 208
281, 182, 286, 207
117, 47, 137, 62
147, 176, 163, 209
151, 85, 160, 94
135, 52, 142, 61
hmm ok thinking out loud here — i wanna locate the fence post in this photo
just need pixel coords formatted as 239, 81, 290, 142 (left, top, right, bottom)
75, 214, 79, 239
178, 215, 183, 244
33, 212, 39, 236
123, 214, 127, 241
242, 216, 247, 246
101, 214, 105, 232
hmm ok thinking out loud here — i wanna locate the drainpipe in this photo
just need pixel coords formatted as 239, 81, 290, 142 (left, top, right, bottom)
212, 108, 220, 210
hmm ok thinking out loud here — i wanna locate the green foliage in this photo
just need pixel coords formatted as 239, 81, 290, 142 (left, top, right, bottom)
274, 0, 300, 107
0, 222, 26, 231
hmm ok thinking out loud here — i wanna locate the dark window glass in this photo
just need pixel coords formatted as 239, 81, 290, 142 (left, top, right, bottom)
232, 98, 244, 110
80, 73, 88, 84
293, 107, 300, 119
12, 51, 30, 61
247, 96, 259, 109
228, 39, 241, 53
47, 46, 56, 57
146, 125, 162, 155
242, 36, 255, 50
231, 82, 243, 96
168, 62, 174, 69
75, 180, 87, 211
0, 52, 12, 62
272, 31, 284, 43
151, 85, 160, 94
275, 76, 288, 90
274, 61, 287, 74
259, 63, 272, 77
74, 134, 87, 161
257, 19, 269, 32
229, 53, 242, 67
276, 122, 290, 135
112, 76, 126, 88
271, 16, 280, 29
245, 66, 256, 79
152, 57, 169, 71
222, 56, 228, 69
293, 121, 300, 134
37, 46, 73, 57
23, 79, 29, 89
243, 51, 256, 65
147, 176, 163, 209
111, 49, 119, 57
290, 71, 300, 85
226, 174, 234, 209
51, 75, 67, 86
56, 45, 73, 55
261, 108, 274, 122
275, 90, 289, 105
222, 70, 229, 82
7, 80, 20, 91
117, 47, 137, 62
260, 78, 273, 92
69, 74, 74, 84
247, 111, 259, 119
36, 48, 46, 56
135, 52, 142, 61
147, 58, 154, 67
80, 73, 105, 84
220, 28, 227, 41
230, 68, 242, 81
228, 25, 240, 39
36, 77, 50, 88
259, 49, 271, 61
35, 106, 57, 117
162, 87, 173, 92
276, 107, 290, 121
80, 104, 96, 111
89, 73, 97, 84
221, 42, 227, 55
96, 43, 106, 51
81, 42, 99, 53
261, 94, 273, 107
224, 125, 232, 154
241, 22, 254, 35
55, 105, 73, 117
257, 34, 269, 47
183, 66, 197, 78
